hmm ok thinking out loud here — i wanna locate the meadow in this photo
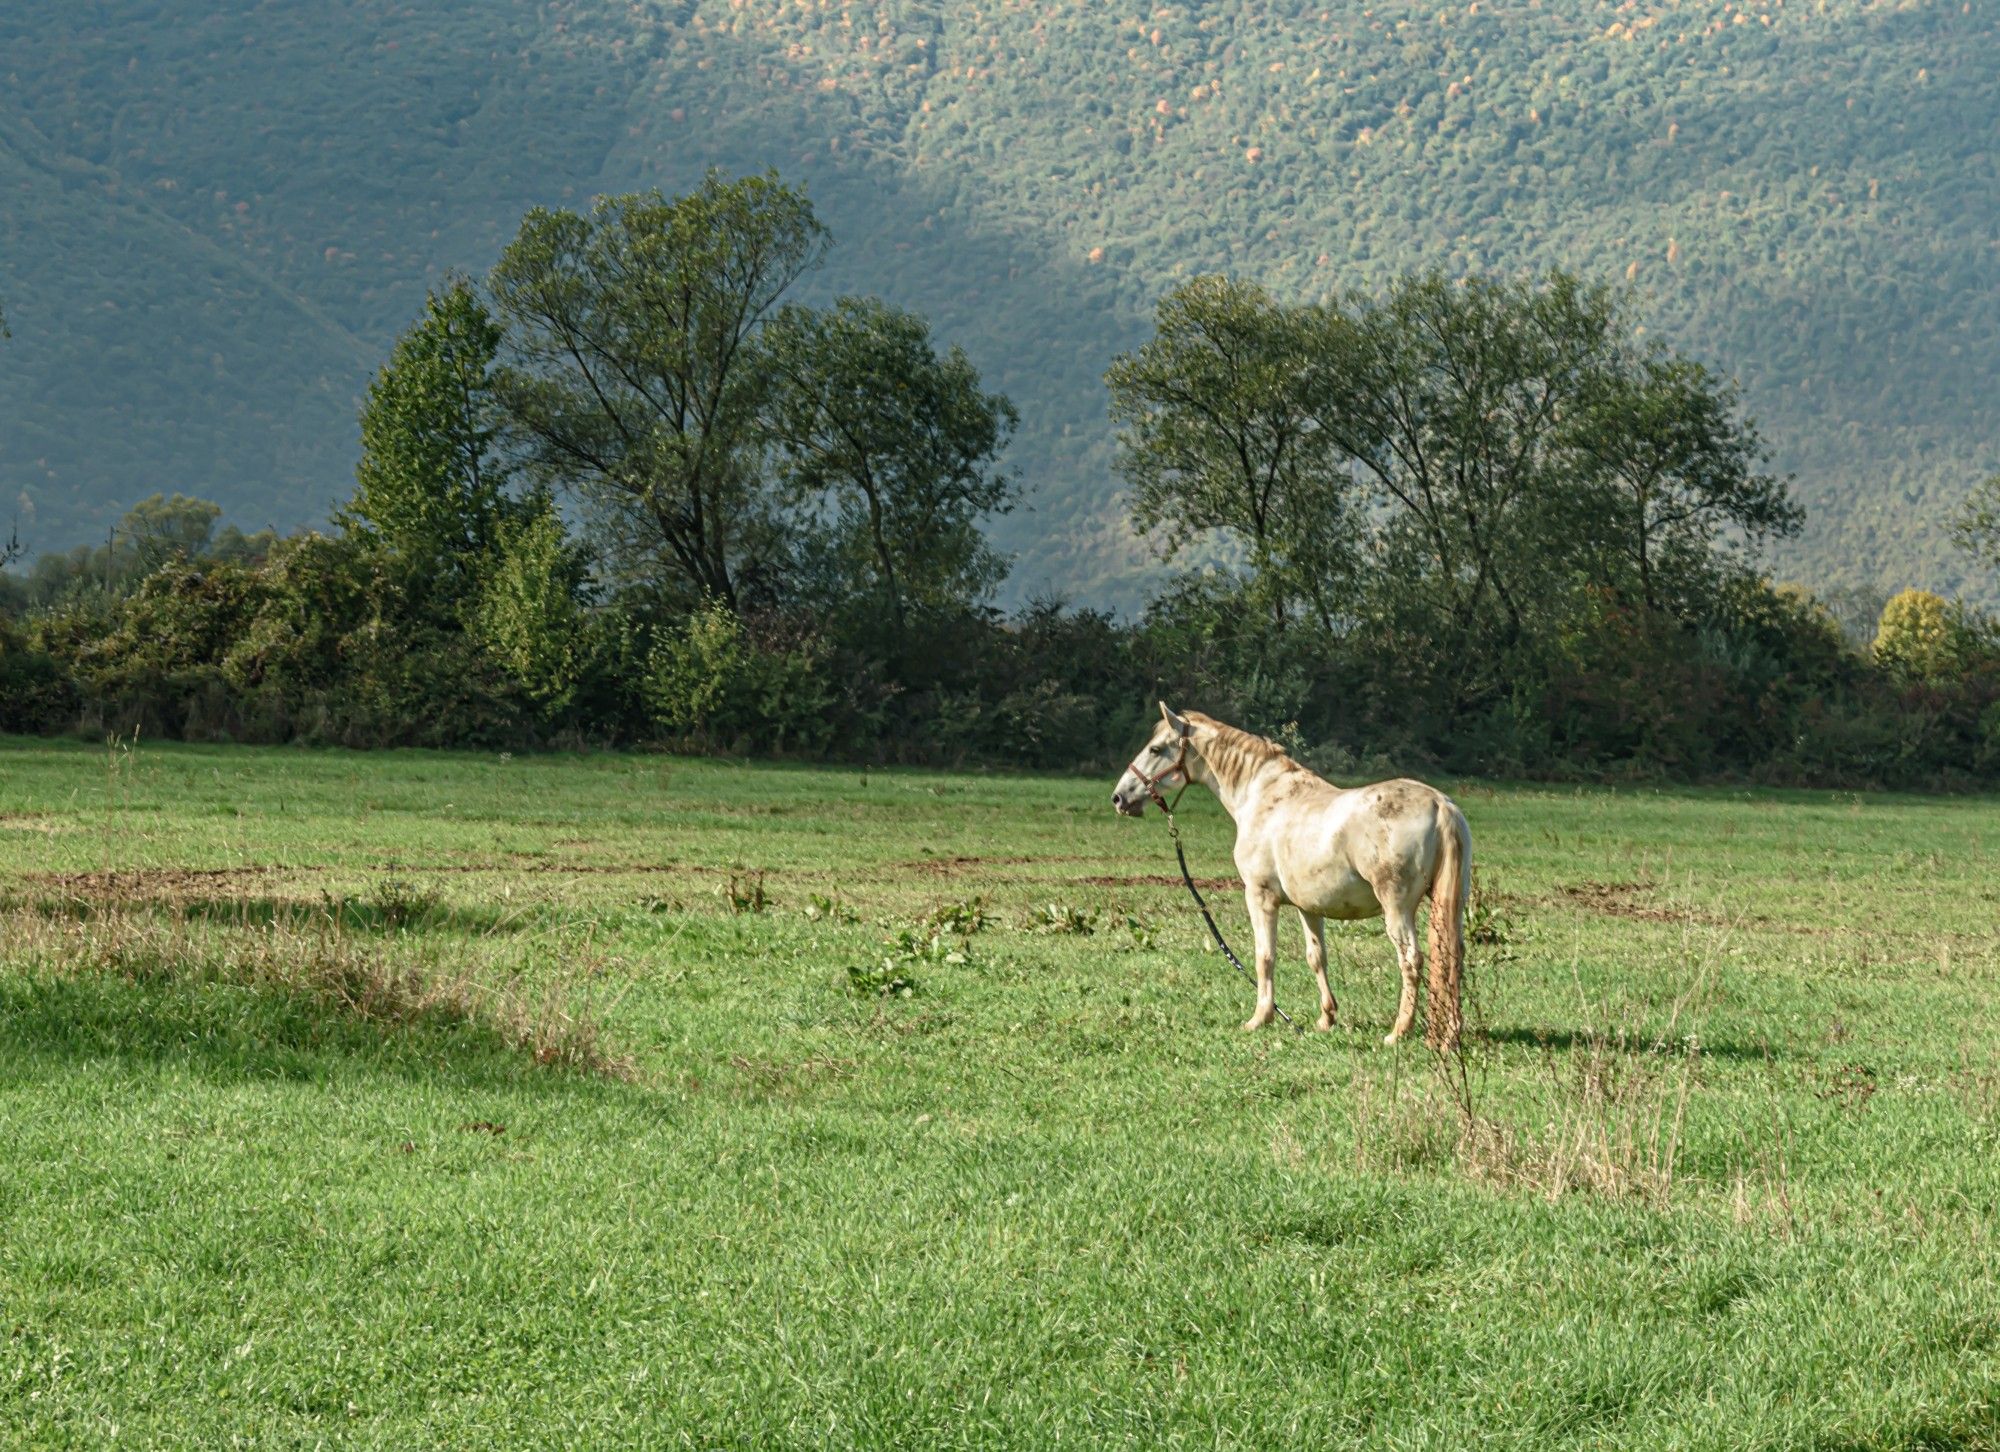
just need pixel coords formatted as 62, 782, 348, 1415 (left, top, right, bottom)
1, 735, 1997, 1449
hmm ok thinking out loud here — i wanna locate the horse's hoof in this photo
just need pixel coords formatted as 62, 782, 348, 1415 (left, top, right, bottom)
1383, 1031, 1404, 1046
1241, 1015, 1271, 1032
1315, 1014, 1335, 1032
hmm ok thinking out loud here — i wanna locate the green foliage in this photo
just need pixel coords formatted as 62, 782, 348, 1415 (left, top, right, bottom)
846, 959, 918, 1000
0, 611, 72, 733
765, 296, 1017, 638
471, 495, 592, 719
804, 892, 860, 926
347, 279, 514, 597
641, 600, 831, 753
11, 494, 277, 612
1030, 902, 1097, 936
1576, 354, 1800, 613
1113, 269, 1805, 736
1107, 275, 1358, 630
924, 897, 991, 936
490, 174, 827, 608
1331, 271, 1789, 665
63, 562, 269, 739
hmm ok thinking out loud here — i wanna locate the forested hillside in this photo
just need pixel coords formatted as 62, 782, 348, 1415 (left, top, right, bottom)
2, 1, 1996, 609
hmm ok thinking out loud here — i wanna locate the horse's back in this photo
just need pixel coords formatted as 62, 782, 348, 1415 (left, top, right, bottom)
1248, 772, 1455, 916
1324, 777, 1460, 897
1336, 776, 1455, 835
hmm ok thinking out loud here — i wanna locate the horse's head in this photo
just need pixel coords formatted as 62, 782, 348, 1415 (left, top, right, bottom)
1112, 702, 1195, 816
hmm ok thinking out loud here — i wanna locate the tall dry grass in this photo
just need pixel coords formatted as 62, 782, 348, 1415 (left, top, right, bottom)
1350, 906, 1736, 1206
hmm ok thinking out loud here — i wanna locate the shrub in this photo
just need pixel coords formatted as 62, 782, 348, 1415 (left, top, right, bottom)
643, 601, 832, 753
472, 500, 591, 721
1874, 589, 1965, 681
0, 614, 75, 733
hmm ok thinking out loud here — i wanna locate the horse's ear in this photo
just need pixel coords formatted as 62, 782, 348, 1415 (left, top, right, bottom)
1159, 701, 1192, 737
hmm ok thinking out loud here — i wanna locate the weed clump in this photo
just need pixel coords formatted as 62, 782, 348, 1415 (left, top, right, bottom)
367, 876, 442, 930
1029, 902, 1096, 935
804, 892, 859, 925
925, 897, 990, 935
724, 870, 768, 915
846, 962, 918, 999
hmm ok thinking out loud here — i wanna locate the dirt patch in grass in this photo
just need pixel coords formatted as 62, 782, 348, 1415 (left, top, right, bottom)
28, 866, 280, 899
1079, 873, 1243, 890
897, 854, 1077, 876
1550, 880, 1721, 926
393, 859, 731, 877
20, 861, 731, 898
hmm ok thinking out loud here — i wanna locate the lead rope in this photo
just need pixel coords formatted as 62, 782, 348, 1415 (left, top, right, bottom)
1162, 805, 1304, 1036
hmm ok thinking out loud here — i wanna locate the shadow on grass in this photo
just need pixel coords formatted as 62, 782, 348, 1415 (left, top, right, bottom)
0, 971, 627, 1095
2, 892, 535, 938
175, 894, 527, 937
1476, 1025, 1783, 1062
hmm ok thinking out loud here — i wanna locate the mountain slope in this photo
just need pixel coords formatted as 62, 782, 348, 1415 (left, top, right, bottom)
2, 1, 1996, 610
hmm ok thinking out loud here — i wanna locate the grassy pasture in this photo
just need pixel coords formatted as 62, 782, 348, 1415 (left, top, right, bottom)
1, 735, 1998, 1448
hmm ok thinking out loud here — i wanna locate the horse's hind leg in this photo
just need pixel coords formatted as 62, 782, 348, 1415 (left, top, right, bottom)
1299, 910, 1336, 1031
1382, 903, 1423, 1045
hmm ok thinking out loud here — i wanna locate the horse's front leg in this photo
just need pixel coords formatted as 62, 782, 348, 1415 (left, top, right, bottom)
1299, 910, 1336, 1031
1241, 884, 1281, 1031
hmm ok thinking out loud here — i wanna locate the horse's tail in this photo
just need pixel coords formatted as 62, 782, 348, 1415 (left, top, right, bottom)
1424, 800, 1471, 1053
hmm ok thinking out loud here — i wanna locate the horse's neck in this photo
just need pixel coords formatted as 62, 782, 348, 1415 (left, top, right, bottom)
1190, 734, 1279, 820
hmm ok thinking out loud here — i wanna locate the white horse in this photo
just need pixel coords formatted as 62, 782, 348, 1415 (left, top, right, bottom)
1113, 704, 1470, 1049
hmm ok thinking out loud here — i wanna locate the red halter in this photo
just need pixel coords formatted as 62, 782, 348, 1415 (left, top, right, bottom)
1125, 729, 1193, 815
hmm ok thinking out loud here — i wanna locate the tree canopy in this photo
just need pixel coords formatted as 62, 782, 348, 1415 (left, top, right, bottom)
765, 296, 1018, 639
489, 174, 827, 610
1107, 276, 1358, 632
348, 279, 517, 599
1110, 269, 1802, 710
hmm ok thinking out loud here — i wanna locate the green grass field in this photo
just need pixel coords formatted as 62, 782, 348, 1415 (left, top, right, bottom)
2, 736, 1997, 1448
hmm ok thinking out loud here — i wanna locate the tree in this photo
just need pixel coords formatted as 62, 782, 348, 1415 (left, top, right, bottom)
1313, 271, 1626, 650
764, 297, 1018, 637
117, 493, 225, 573
16, 493, 256, 605
489, 173, 827, 610
1873, 588, 1965, 681
472, 493, 593, 717
1105, 275, 1359, 631
1574, 354, 1800, 612
347, 279, 514, 598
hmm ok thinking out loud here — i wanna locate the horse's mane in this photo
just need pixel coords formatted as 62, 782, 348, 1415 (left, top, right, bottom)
1183, 712, 1308, 777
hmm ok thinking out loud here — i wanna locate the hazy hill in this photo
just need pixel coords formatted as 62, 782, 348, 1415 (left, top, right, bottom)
2, 1, 1996, 611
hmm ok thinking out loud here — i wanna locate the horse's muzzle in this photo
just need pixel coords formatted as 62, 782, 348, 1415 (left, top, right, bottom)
1112, 791, 1145, 818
